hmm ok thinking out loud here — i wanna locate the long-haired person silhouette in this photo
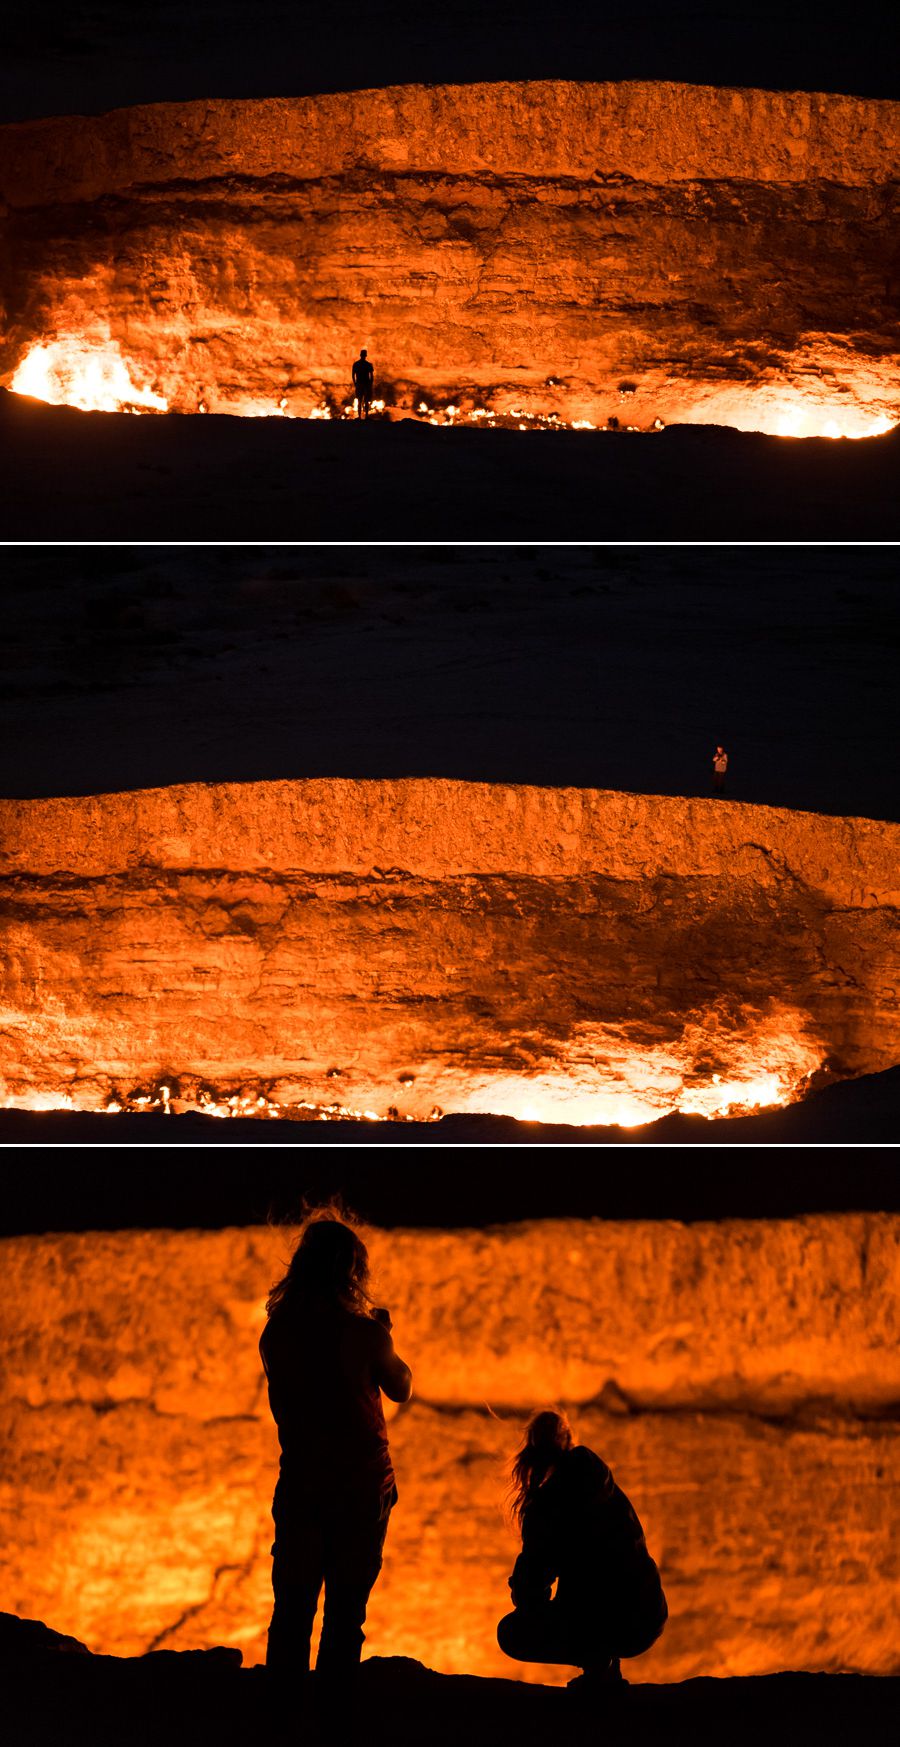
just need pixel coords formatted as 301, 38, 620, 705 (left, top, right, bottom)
260, 1215, 411, 1689
498, 1410, 667, 1688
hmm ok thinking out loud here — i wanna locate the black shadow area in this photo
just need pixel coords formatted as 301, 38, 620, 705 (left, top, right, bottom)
1, 1066, 898, 1233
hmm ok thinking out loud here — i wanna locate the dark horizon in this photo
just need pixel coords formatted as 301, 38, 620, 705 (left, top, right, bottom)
2, 1068, 900, 1234
3, 546, 897, 824
3, 1, 897, 125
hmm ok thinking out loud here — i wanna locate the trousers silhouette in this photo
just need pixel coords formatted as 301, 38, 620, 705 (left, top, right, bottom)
498, 1593, 659, 1670
266, 1477, 397, 1674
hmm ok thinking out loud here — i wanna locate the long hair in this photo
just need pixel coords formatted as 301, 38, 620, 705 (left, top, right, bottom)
508, 1409, 574, 1530
266, 1212, 371, 1320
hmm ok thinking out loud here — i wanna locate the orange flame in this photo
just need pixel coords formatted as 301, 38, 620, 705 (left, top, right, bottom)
0, 1004, 824, 1127
9, 335, 896, 437
447, 1005, 824, 1127
10, 337, 168, 413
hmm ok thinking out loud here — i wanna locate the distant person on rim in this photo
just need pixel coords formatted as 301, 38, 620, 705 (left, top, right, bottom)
351, 348, 375, 418
260, 1213, 412, 1705
712, 745, 729, 792
497, 1410, 667, 1691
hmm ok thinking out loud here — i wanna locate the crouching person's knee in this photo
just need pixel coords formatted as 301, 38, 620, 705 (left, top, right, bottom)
497, 1611, 518, 1658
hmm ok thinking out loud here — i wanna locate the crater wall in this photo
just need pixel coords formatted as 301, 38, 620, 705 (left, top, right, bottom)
1, 82, 898, 432
1, 780, 898, 1122
1, 1220, 898, 1678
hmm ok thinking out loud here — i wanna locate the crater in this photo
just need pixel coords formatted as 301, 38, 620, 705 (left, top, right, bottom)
1, 82, 898, 436
1, 778, 897, 1125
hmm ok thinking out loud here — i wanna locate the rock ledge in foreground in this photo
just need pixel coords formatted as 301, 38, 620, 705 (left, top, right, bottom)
3, 1613, 897, 1747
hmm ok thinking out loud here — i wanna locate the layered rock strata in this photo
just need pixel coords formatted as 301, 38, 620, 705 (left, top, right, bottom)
1, 780, 899, 1122
1, 83, 898, 433
1, 1220, 898, 1678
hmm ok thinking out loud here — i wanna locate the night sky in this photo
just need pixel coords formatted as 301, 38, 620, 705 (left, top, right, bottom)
3, 1, 896, 124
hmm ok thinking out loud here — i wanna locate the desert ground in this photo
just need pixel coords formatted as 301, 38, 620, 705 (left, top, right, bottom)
3, 1, 895, 125
3, 544, 897, 815
3, 394, 898, 539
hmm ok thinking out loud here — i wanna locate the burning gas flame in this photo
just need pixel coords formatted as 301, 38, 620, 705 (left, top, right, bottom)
774, 408, 894, 440
0, 1004, 824, 1127
686, 381, 898, 441
449, 1005, 825, 1127
10, 338, 168, 414
8, 332, 898, 438
411, 401, 609, 431
3, 1090, 80, 1113
0, 1087, 442, 1123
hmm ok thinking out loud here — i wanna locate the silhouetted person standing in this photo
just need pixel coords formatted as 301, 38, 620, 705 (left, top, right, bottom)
260, 1215, 411, 1698
352, 349, 374, 418
712, 745, 728, 792
497, 1411, 667, 1689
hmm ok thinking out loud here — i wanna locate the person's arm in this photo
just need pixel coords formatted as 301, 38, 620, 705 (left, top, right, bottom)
509, 1509, 557, 1607
369, 1310, 412, 1403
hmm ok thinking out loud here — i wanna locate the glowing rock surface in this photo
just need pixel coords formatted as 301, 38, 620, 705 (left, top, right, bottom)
0, 779, 898, 1122
0, 83, 898, 433
1, 1219, 898, 1678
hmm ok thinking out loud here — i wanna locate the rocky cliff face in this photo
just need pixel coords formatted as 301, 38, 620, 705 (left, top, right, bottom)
1, 83, 898, 434
1, 779, 898, 1123
1, 1219, 898, 1677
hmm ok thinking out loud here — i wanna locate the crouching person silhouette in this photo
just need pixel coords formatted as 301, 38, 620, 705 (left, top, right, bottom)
260, 1214, 411, 1714
498, 1410, 667, 1690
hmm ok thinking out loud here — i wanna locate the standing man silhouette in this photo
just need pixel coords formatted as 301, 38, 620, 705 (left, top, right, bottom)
352, 348, 375, 419
712, 745, 729, 793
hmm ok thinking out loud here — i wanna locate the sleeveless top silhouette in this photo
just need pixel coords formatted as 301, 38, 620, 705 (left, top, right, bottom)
260, 1299, 394, 1494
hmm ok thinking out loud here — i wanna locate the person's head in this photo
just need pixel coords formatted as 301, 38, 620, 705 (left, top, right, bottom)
360, 348, 368, 358
508, 1408, 574, 1530
266, 1214, 371, 1319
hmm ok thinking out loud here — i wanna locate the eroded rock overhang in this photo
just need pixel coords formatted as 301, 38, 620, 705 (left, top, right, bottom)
1, 81, 898, 434
1, 778, 898, 1123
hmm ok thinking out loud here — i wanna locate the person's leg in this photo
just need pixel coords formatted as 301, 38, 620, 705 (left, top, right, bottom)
614, 1586, 669, 1662
498, 1605, 553, 1664
266, 1486, 325, 1676
267, 1563, 322, 1673
316, 1485, 395, 1675
499, 1601, 622, 1686
498, 1600, 605, 1668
